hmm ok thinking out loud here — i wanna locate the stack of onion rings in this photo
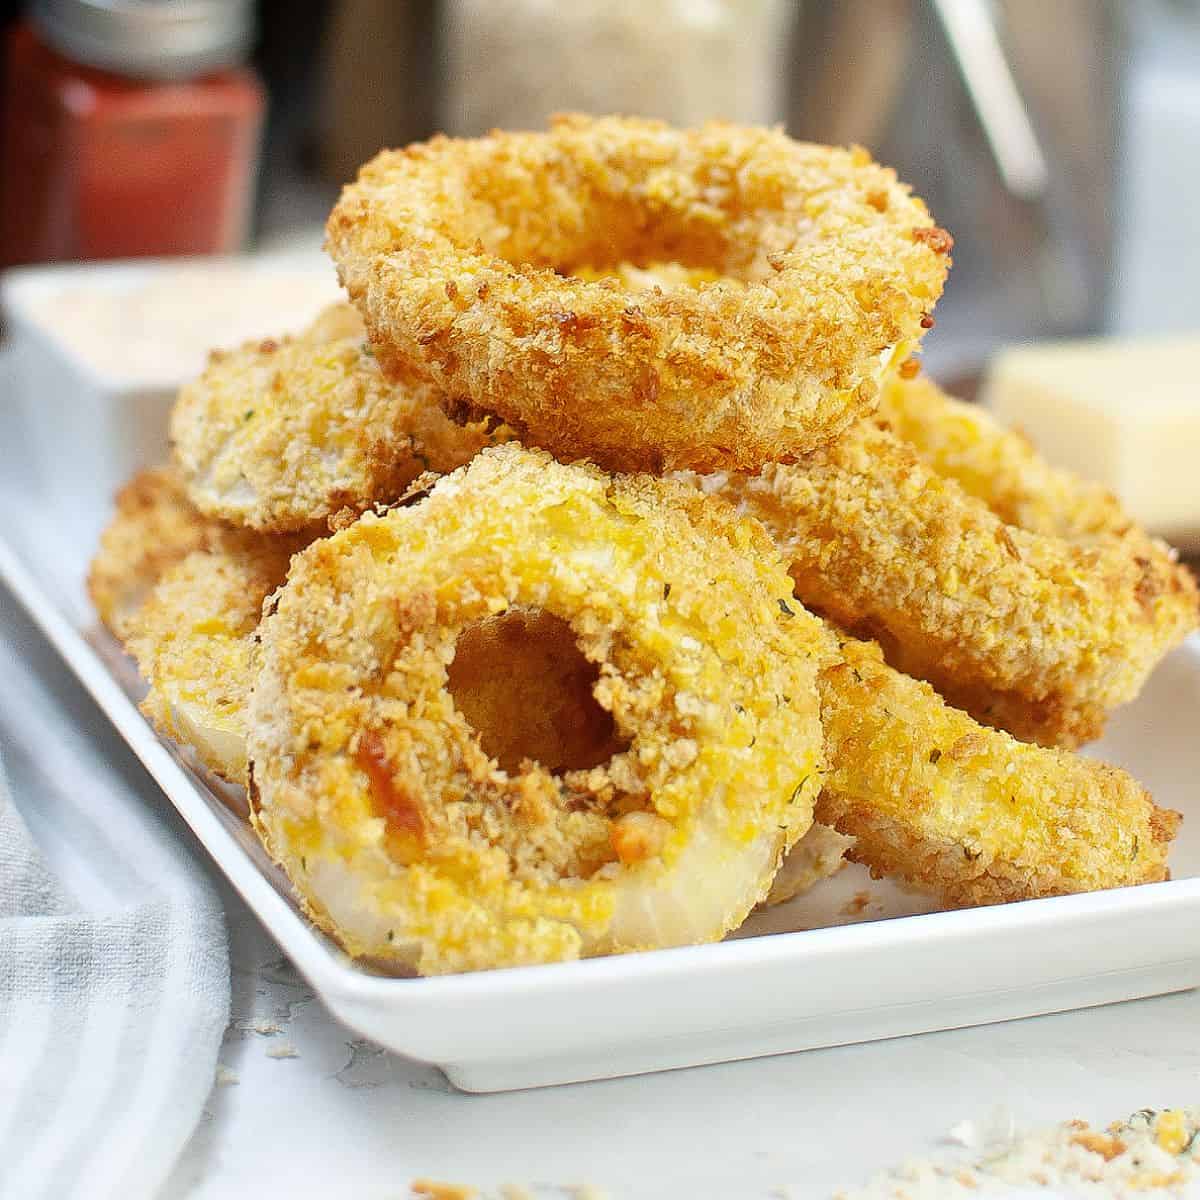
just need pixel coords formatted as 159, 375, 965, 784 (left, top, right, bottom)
85, 113, 1192, 977
171, 303, 515, 533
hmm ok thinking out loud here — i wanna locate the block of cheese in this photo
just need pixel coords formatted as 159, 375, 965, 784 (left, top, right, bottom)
981, 336, 1200, 551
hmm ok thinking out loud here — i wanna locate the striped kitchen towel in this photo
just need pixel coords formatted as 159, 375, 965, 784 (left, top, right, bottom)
0, 592, 229, 1200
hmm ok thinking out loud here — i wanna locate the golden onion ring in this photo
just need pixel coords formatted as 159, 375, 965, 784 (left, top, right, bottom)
170, 303, 515, 533
700, 411, 1198, 748
127, 540, 300, 782
688, 497, 1179, 905
813, 632, 1180, 906
876, 372, 1140, 542
88, 468, 214, 642
326, 114, 950, 473
247, 445, 825, 974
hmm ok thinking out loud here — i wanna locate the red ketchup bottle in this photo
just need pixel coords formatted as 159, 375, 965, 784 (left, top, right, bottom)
1, 0, 265, 266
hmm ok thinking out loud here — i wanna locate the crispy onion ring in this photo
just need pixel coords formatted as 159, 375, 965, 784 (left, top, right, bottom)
700, 383, 1199, 747
813, 632, 1179, 906
248, 445, 825, 974
692, 503, 1179, 905
326, 113, 950, 473
170, 303, 515, 533
88, 468, 214, 641
876, 372, 1143, 542
127, 539, 300, 782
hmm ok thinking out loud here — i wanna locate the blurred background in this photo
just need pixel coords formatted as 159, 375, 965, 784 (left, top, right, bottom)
1, 0, 1198, 377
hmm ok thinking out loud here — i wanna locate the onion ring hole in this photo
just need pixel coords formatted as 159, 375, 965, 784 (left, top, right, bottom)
445, 607, 629, 776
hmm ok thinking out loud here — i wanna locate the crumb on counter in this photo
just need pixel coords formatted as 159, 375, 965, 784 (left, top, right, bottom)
837, 1107, 1199, 1198
265, 1042, 299, 1060
410, 1181, 478, 1200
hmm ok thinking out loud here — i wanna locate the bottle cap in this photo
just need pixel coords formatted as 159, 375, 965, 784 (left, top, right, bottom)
32, 0, 255, 79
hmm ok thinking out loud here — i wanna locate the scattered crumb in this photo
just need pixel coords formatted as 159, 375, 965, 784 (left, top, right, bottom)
1071, 1130, 1127, 1161
214, 1064, 239, 1086
571, 1188, 609, 1200
500, 1187, 534, 1200
841, 891, 872, 916
265, 1042, 299, 1060
839, 1107, 1200, 1198
410, 1182, 477, 1200
244, 1018, 283, 1036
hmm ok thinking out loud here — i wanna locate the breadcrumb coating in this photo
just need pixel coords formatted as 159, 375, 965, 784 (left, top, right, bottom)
88, 468, 214, 641
126, 540, 300, 782
326, 113, 949, 473
171, 303, 515, 532
878, 373, 1145, 541
813, 633, 1178, 906
248, 445, 825, 974
704, 419, 1198, 747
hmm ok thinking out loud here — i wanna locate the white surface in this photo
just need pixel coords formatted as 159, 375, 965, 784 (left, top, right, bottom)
170, 884, 1200, 1198
2, 402, 1199, 1097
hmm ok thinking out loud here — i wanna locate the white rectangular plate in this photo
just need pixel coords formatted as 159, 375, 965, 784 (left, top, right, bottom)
3, 443, 1198, 1095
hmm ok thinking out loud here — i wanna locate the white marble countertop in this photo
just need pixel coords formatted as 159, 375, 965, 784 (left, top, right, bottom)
166, 878, 1200, 1199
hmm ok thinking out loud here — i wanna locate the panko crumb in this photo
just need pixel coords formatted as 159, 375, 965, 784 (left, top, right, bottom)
410, 1182, 478, 1200
214, 1064, 239, 1086
265, 1042, 299, 1060
837, 1107, 1200, 1199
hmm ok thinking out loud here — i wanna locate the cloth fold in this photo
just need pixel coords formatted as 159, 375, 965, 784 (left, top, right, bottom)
0, 586, 229, 1200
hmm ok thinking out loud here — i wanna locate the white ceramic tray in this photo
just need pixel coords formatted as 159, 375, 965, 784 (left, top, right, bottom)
3, 470, 1199, 1094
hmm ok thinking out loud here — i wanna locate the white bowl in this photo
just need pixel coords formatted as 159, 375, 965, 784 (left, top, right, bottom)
2, 255, 343, 548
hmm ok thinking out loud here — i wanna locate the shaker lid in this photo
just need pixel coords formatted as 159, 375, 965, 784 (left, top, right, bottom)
31, 0, 255, 79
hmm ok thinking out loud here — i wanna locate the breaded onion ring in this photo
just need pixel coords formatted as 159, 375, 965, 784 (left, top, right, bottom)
248, 445, 825, 974
127, 539, 300, 782
702, 414, 1198, 747
687, 500, 1179, 904
88, 468, 214, 641
170, 303, 515, 533
813, 632, 1179, 907
326, 114, 950, 473
113, 461, 1176, 918
877, 373, 1143, 542
448, 602, 851, 908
